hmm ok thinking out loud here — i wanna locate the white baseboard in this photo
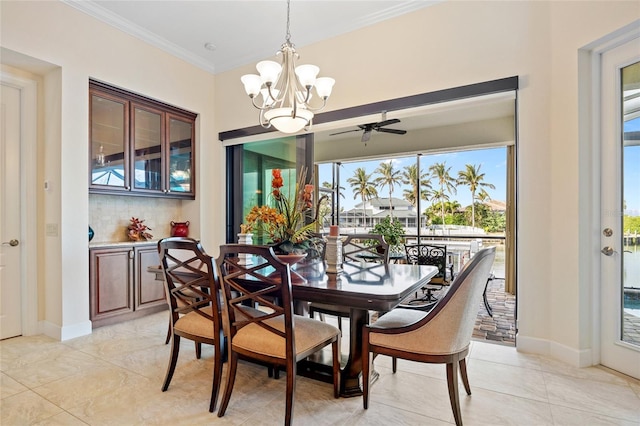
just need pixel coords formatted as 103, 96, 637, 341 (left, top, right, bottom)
42, 320, 92, 341
516, 334, 594, 368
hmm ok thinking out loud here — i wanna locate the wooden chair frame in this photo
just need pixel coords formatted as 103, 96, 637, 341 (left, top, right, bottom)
158, 237, 224, 413
216, 244, 340, 426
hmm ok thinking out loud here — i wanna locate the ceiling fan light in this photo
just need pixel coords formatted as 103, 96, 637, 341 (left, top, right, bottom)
256, 60, 282, 84
241, 74, 262, 97
264, 107, 313, 133
295, 64, 319, 87
315, 77, 335, 98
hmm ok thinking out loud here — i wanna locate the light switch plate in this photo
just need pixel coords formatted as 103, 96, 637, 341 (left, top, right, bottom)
46, 223, 58, 236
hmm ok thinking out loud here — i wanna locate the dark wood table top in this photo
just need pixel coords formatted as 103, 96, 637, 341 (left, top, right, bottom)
149, 259, 437, 313
288, 259, 438, 312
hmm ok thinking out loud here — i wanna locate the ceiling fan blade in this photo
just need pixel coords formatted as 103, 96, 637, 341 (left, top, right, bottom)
377, 128, 407, 135
374, 118, 401, 128
361, 129, 372, 142
329, 129, 361, 136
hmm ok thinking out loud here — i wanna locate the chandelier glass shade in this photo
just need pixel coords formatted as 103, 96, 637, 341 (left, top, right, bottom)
240, 1, 335, 134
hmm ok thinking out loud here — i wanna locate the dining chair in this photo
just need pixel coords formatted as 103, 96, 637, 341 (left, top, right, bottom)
215, 244, 341, 426
158, 237, 225, 412
309, 233, 390, 330
362, 246, 496, 426
398, 243, 454, 311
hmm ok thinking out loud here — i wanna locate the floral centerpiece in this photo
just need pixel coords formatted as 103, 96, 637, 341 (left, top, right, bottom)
241, 168, 325, 254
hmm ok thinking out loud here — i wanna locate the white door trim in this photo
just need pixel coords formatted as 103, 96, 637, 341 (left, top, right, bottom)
579, 20, 640, 368
1, 71, 39, 336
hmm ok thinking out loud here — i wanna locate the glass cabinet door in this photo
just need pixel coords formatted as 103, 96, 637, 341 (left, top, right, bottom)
132, 104, 163, 192
167, 114, 194, 194
90, 92, 129, 189
89, 80, 196, 199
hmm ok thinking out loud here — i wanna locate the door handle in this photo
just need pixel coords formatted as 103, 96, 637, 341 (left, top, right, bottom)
1, 239, 19, 247
601, 246, 616, 256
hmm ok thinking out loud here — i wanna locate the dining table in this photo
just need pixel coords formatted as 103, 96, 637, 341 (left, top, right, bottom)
281, 258, 437, 397
149, 257, 437, 397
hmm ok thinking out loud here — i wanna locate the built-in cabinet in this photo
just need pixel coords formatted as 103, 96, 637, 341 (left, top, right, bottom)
89, 243, 166, 328
89, 79, 196, 199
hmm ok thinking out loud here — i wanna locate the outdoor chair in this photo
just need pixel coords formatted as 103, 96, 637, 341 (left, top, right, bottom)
215, 244, 340, 426
398, 243, 454, 311
309, 233, 390, 330
362, 246, 496, 426
158, 237, 225, 412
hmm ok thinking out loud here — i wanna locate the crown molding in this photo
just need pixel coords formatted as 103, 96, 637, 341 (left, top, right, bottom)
62, 0, 217, 74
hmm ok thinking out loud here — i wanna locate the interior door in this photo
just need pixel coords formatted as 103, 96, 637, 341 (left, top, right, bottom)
600, 36, 640, 379
0, 82, 23, 339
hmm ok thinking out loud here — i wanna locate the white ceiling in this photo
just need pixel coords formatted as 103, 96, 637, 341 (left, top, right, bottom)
63, 0, 441, 74
54, 0, 515, 148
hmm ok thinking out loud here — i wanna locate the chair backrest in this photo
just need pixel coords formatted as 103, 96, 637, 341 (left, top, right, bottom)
158, 237, 221, 328
308, 232, 327, 261
404, 243, 448, 280
391, 246, 496, 354
215, 244, 296, 354
342, 233, 390, 263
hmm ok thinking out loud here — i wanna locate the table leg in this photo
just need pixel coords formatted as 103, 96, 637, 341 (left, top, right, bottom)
340, 308, 370, 397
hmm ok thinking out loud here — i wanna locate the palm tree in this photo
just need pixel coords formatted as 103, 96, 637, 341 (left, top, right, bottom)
347, 167, 378, 230
477, 188, 492, 203
374, 161, 402, 218
401, 164, 431, 207
429, 190, 450, 225
428, 162, 457, 228
457, 164, 496, 229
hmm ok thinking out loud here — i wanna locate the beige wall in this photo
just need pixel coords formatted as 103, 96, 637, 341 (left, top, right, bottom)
1, 1, 222, 339
214, 1, 640, 366
2, 0, 639, 365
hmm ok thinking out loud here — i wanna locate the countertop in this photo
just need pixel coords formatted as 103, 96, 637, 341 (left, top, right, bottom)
89, 237, 201, 249
89, 240, 160, 249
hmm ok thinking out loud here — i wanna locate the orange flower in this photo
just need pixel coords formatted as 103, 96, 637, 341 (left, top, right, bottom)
272, 169, 284, 189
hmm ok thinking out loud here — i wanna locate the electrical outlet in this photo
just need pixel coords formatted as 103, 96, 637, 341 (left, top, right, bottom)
46, 223, 58, 237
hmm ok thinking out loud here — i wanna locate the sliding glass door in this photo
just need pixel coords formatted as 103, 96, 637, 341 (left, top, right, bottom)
225, 135, 313, 244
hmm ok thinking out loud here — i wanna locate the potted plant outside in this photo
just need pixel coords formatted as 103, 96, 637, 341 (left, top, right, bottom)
371, 216, 405, 254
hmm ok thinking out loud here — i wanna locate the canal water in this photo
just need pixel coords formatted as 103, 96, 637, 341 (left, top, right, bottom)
624, 245, 640, 317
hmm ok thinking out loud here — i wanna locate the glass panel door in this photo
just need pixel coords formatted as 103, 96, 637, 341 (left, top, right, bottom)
600, 36, 640, 379
167, 116, 193, 194
90, 93, 128, 188
132, 105, 162, 191
621, 62, 640, 347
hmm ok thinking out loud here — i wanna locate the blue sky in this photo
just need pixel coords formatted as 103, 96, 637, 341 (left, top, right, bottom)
319, 140, 639, 215
318, 147, 507, 211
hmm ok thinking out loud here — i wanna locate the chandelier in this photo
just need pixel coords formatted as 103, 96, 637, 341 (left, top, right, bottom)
240, 0, 335, 134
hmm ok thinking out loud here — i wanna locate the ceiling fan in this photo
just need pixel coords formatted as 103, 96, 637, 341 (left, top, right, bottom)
329, 115, 407, 143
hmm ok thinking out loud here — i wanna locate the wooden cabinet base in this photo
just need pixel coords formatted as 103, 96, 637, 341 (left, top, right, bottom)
91, 304, 167, 329
90, 243, 167, 328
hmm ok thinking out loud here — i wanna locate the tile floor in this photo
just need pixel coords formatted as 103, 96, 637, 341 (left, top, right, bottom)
1, 311, 639, 425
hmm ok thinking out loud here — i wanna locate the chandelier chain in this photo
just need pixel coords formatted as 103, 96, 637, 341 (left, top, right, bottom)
285, 0, 292, 45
